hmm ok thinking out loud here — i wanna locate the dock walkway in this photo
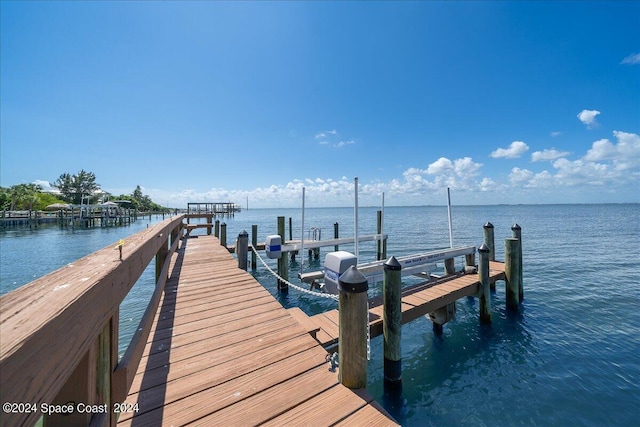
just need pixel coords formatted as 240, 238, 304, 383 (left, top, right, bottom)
117, 235, 397, 426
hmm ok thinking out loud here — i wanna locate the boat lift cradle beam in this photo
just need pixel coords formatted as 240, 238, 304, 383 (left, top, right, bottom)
299, 245, 476, 284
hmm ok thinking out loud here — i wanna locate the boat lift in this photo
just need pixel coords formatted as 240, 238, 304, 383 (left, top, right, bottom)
299, 245, 476, 292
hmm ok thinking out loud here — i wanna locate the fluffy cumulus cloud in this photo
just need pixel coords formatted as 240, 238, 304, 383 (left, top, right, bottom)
508, 131, 640, 190
577, 109, 600, 128
531, 149, 570, 162
402, 156, 485, 193
621, 53, 640, 65
490, 141, 529, 159
509, 167, 554, 189
584, 131, 640, 170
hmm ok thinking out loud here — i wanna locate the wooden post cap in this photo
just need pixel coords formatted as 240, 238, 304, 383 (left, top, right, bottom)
239, 230, 248, 237
384, 256, 402, 271
484, 221, 494, 228
478, 243, 490, 253
338, 266, 368, 294
511, 223, 521, 231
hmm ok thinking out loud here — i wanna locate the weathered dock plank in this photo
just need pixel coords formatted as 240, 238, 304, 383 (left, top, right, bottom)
117, 235, 397, 426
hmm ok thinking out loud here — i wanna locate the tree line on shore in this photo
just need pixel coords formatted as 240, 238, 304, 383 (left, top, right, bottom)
0, 170, 170, 212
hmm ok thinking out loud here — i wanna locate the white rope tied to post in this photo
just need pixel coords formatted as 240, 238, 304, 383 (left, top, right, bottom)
250, 244, 339, 301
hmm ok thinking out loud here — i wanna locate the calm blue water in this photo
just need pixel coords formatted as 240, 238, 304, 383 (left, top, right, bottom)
1, 205, 639, 426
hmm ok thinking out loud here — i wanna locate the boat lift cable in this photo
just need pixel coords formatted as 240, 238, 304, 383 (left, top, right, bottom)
250, 243, 339, 301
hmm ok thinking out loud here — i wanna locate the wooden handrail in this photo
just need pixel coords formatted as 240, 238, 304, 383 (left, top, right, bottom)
0, 215, 185, 427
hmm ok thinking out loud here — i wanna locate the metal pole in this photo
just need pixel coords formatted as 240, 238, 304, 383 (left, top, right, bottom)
354, 177, 359, 261
447, 187, 453, 248
301, 187, 305, 273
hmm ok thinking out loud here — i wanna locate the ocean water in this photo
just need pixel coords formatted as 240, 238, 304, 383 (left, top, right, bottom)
1, 205, 639, 426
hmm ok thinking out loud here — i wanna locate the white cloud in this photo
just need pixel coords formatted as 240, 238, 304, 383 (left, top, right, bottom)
531, 149, 570, 162
584, 131, 640, 170
426, 157, 453, 174
583, 138, 617, 162
453, 157, 482, 176
509, 168, 555, 189
551, 131, 562, 137
621, 53, 640, 65
316, 130, 355, 148
490, 141, 529, 159
577, 109, 600, 128
403, 157, 484, 193
335, 140, 356, 148
315, 129, 337, 139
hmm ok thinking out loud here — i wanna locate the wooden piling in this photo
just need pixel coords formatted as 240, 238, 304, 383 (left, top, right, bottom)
478, 244, 492, 324
334, 222, 339, 252
512, 224, 523, 303
483, 222, 495, 261
444, 258, 456, 275
465, 252, 475, 268
383, 256, 402, 384
277, 216, 288, 291
236, 230, 249, 271
220, 223, 227, 247
484, 222, 496, 289
251, 224, 258, 270
338, 266, 369, 389
214, 219, 220, 238
207, 214, 213, 235
505, 237, 521, 310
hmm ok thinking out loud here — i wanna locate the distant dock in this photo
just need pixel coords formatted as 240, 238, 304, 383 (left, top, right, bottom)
0, 207, 137, 229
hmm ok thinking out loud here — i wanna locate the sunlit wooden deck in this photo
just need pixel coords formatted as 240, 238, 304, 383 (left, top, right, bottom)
116, 235, 397, 426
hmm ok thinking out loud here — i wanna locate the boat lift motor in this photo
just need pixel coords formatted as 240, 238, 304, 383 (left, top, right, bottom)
265, 235, 282, 259
324, 251, 358, 294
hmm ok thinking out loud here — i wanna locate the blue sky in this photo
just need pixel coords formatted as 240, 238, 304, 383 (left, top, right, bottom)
1, 1, 638, 207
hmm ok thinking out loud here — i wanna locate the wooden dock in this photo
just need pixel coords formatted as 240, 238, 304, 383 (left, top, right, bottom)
116, 235, 397, 426
1, 214, 522, 427
304, 262, 506, 348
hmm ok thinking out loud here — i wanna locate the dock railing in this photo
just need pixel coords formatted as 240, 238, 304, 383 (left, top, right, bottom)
0, 215, 185, 427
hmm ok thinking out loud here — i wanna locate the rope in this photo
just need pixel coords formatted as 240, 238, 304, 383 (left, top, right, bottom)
250, 244, 339, 301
